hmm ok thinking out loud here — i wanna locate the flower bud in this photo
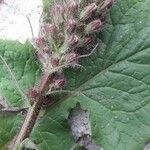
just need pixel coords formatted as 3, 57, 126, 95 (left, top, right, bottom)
51, 55, 60, 67
68, 35, 79, 48
43, 46, 51, 54
43, 24, 57, 35
35, 37, 46, 48
50, 4, 64, 26
85, 19, 102, 34
106, 0, 113, 8
55, 79, 66, 88
80, 3, 97, 21
101, 0, 113, 10
66, 0, 78, 16
65, 52, 78, 63
83, 36, 92, 46
66, 19, 76, 33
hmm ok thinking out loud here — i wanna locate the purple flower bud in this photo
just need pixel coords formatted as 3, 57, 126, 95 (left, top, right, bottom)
51, 55, 60, 67
68, 35, 79, 48
80, 3, 97, 21
106, 0, 113, 8
66, 0, 78, 16
66, 19, 76, 33
55, 79, 66, 88
65, 52, 78, 63
101, 0, 113, 10
83, 36, 92, 45
42, 46, 51, 54
50, 4, 64, 25
43, 24, 57, 35
35, 37, 46, 48
85, 19, 103, 34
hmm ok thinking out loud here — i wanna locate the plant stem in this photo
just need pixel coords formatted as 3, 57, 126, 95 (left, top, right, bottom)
11, 72, 53, 150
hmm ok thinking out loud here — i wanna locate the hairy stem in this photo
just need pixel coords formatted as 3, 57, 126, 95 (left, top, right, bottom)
11, 72, 53, 150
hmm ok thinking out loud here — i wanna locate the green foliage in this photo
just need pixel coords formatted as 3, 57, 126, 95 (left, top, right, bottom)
1, 0, 150, 149
0, 40, 40, 147
31, 0, 150, 149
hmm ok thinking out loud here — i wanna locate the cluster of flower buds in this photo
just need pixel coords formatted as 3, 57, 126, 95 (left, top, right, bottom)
29, 0, 114, 104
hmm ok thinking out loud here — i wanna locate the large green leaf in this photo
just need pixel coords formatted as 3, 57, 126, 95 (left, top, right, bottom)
31, 0, 150, 150
1, 0, 150, 149
0, 41, 40, 148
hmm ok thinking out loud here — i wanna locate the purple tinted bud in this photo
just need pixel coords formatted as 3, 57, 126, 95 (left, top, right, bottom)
101, 0, 113, 10
85, 19, 103, 34
67, 0, 78, 15
43, 24, 57, 35
35, 37, 46, 48
83, 36, 92, 45
106, 0, 113, 8
68, 35, 79, 48
55, 79, 66, 88
66, 19, 76, 33
42, 46, 51, 54
50, 4, 64, 25
80, 3, 97, 21
65, 52, 78, 63
51, 55, 60, 67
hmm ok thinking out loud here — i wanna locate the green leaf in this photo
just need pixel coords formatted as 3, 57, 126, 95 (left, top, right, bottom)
30, 0, 150, 150
0, 40, 40, 148
1, 0, 150, 149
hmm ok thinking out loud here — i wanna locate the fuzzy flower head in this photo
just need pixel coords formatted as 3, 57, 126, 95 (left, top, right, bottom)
34, 0, 114, 74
